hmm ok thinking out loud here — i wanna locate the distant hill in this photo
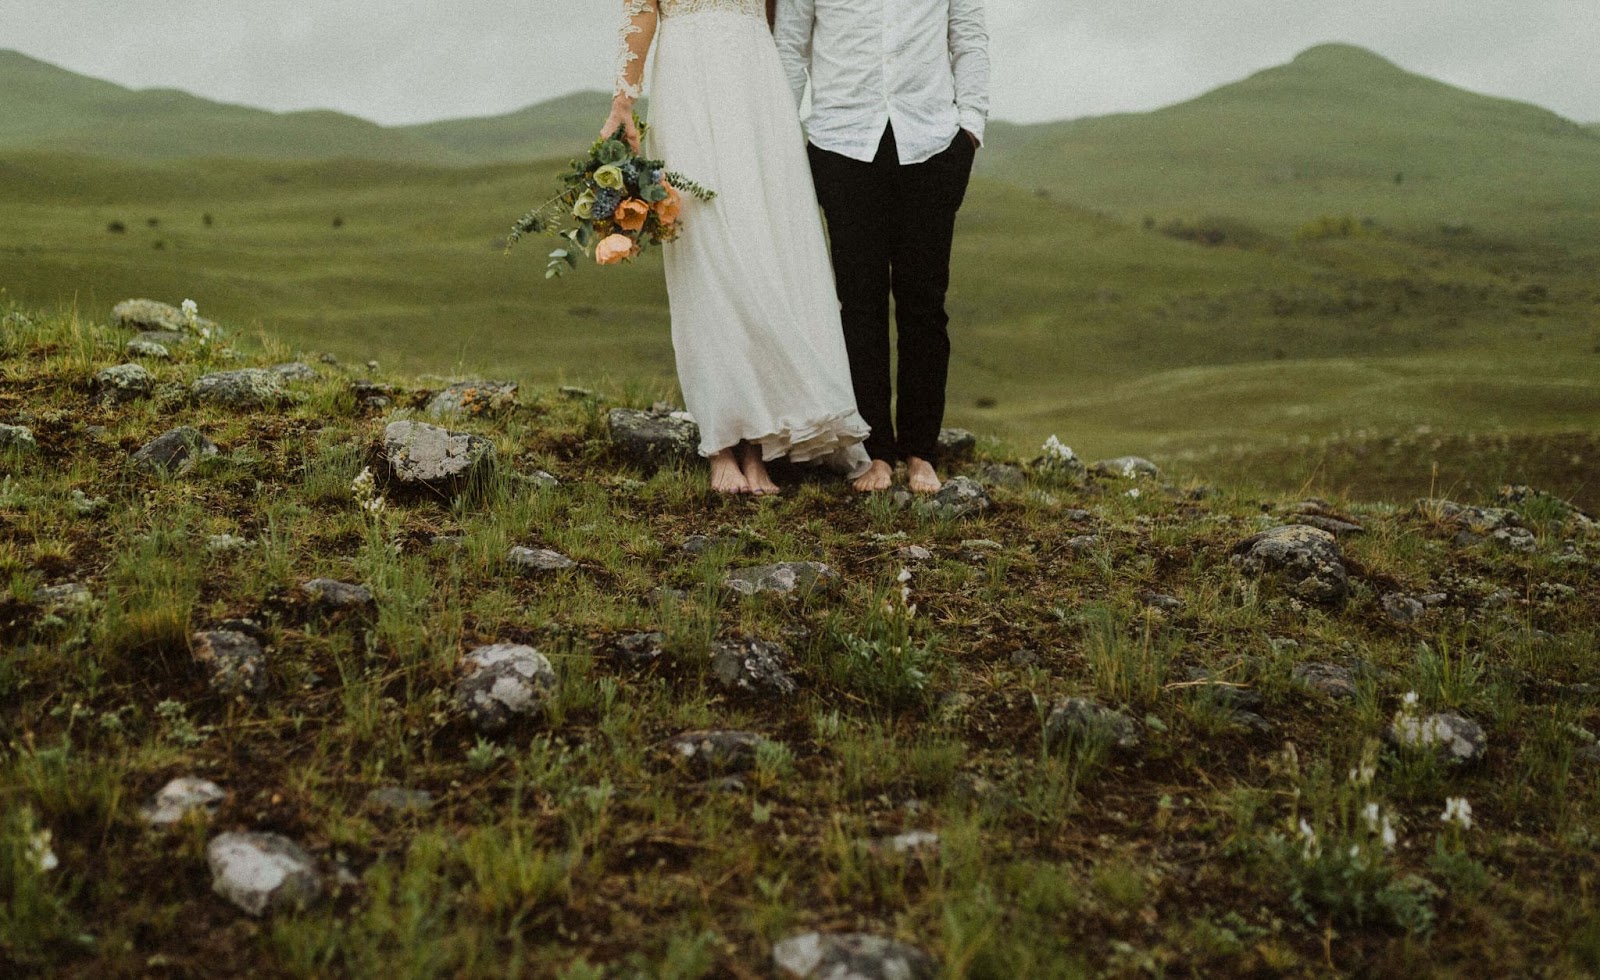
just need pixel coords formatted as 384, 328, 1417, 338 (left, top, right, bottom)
977, 43, 1600, 242
399, 91, 621, 163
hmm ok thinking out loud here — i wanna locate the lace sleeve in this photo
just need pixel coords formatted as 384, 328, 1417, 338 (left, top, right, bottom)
614, 0, 660, 103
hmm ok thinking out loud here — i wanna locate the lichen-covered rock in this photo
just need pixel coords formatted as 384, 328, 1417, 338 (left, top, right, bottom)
1292, 662, 1358, 700
382, 420, 496, 497
94, 363, 154, 405
131, 426, 219, 475
772, 932, 936, 980
192, 630, 267, 698
1044, 697, 1141, 751
113, 298, 213, 333
454, 644, 557, 733
1231, 524, 1350, 605
34, 582, 95, 612
125, 338, 172, 360
426, 380, 518, 418
140, 777, 226, 826
710, 638, 796, 697
978, 463, 1025, 488
301, 579, 377, 622
615, 631, 666, 668
191, 369, 287, 408
725, 561, 836, 596
607, 408, 700, 470
271, 362, 318, 382
206, 832, 321, 916
1090, 455, 1160, 479
925, 475, 991, 519
0, 423, 37, 452
507, 546, 577, 574
1389, 708, 1487, 763
936, 427, 977, 460
663, 730, 766, 777
1381, 593, 1425, 624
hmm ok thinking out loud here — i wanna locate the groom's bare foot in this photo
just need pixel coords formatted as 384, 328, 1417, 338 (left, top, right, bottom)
709, 449, 750, 494
739, 443, 781, 495
852, 459, 894, 493
906, 456, 942, 494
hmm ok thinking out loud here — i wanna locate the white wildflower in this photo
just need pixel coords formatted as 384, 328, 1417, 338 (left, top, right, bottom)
1362, 802, 1382, 833
181, 298, 198, 321
1348, 761, 1376, 786
1401, 690, 1419, 709
1041, 434, 1076, 463
1440, 797, 1473, 830
1125, 487, 1142, 499
896, 567, 912, 584
28, 830, 59, 872
1380, 816, 1397, 850
1297, 818, 1320, 861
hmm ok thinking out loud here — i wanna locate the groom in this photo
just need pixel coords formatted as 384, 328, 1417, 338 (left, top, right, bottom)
775, 0, 990, 493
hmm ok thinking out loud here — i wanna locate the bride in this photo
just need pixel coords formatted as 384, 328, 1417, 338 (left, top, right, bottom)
600, 0, 871, 495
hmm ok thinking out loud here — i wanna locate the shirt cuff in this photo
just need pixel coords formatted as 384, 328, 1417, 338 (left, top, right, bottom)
958, 108, 986, 147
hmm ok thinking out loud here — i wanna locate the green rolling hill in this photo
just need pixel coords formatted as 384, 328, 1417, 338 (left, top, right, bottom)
401, 91, 621, 163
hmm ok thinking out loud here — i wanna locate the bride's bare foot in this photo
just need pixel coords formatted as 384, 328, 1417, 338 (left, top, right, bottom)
906, 456, 942, 494
739, 443, 781, 495
852, 459, 894, 493
709, 449, 750, 494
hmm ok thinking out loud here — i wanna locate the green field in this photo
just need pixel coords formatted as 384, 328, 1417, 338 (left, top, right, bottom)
3, 43, 1599, 505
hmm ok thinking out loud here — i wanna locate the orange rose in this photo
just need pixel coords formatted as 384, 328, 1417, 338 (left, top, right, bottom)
594, 233, 638, 265
652, 183, 683, 225
614, 198, 650, 232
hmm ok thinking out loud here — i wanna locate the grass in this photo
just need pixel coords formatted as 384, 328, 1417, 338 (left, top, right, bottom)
1, 303, 1598, 975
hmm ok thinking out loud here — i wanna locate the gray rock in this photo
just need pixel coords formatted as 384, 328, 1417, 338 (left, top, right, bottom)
1485, 526, 1538, 553
710, 638, 797, 697
125, 338, 172, 360
113, 298, 208, 333
1291, 662, 1358, 700
1090, 455, 1160, 479
1044, 697, 1141, 751
1290, 514, 1365, 536
876, 831, 941, 857
507, 546, 577, 574
94, 363, 154, 404
426, 380, 517, 418
725, 561, 837, 596
192, 630, 267, 698
615, 631, 666, 668
0, 424, 37, 452
301, 579, 377, 622
937, 427, 977, 459
352, 381, 394, 409
663, 730, 765, 777
1065, 534, 1102, 554
132, 425, 220, 477
977, 463, 1025, 488
1422, 499, 1522, 533
1381, 593, 1425, 624
559, 385, 594, 399
1230, 525, 1350, 605
896, 545, 934, 562
365, 787, 435, 814
682, 534, 738, 555
140, 777, 226, 826
454, 644, 557, 733
1062, 508, 1095, 522
1140, 592, 1186, 613
191, 369, 286, 409
270, 362, 318, 382
382, 420, 496, 496
138, 330, 192, 346
1389, 709, 1487, 764
206, 832, 321, 916
607, 408, 700, 470
518, 469, 560, 489
772, 932, 936, 980
926, 476, 991, 519
35, 582, 95, 612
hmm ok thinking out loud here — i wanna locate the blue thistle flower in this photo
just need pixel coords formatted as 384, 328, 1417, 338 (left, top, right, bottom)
591, 188, 623, 222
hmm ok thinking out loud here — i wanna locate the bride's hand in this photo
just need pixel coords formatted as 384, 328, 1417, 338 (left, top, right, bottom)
600, 98, 642, 154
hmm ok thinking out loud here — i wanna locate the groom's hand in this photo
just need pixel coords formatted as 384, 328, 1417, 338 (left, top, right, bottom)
962, 129, 980, 150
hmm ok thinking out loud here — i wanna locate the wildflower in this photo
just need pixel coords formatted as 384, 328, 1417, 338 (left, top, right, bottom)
1297, 818, 1321, 861
594, 164, 626, 190
1125, 487, 1142, 499
1362, 802, 1382, 833
572, 190, 596, 219
1041, 434, 1076, 463
1381, 817, 1397, 850
29, 829, 59, 872
1348, 761, 1377, 786
614, 198, 650, 232
1440, 797, 1473, 830
182, 298, 198, 322
1401, 690, 1419, 709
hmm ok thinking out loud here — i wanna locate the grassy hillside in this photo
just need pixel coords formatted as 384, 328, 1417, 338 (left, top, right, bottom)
978, 44, 1600, 247
2, 304, 1598, 976
401, 91, 622, 164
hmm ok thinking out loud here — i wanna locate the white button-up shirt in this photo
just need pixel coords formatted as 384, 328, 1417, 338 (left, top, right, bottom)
774, 0, 990, 166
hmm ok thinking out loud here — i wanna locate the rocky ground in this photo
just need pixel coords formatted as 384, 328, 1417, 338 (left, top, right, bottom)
2, 300, 1598, 977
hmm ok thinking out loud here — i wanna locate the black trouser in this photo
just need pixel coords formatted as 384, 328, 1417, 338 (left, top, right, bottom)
808, 123, 974, 465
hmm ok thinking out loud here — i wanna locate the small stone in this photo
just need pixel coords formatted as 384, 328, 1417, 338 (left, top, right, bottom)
1487, 526, 1538, 553
426, 380, 517, 418
301, 579, 378, 622
113, 298, 211, 333
192, 630, 268, 697
34, 583, 94, 612
725, 561, 837, 596
772, 932, 936, 980
0, 424, 38, 452
896, 544, 934, 562
270, 362, 318, 382
1292, 662, 1357, 700
506, 546, 577, 574
1090, 456, 1160, 479
709, 638, 796, 697
94, 363, 154, 404
1389, 709, 1487, 763
1290, 514, 1365, 536
205, 534, 253, 553
615, 631, 666, 668
454, 644, 557, 733
131, 426, 219, 475
936, 428, 977, 459
318, 353, 340, 365
140, 777, 226, 826
682, 534, 738, 555
206, 832, 321, 916
1062, 508, 1094, 522
519, 469, 560, 489
1140, 592, 1186, 613
191, 369, 287, 409
977, 463, 1026, 488
1065, 534, 1101, 554
1009, 648, 1039, 667
1044, 697, 1141, 752
607, 408, 700, 470
352, 381, 394, 409
663, 730, 765, 777
559, 385, 594, 399
382, 420, 496, 497
365, 787, 435, 814
872, 831, 942, 857
926, 476, 991, 519
1381, 593, 1425, 624
1230, 524, 1350, 605
125, 338, 172, 360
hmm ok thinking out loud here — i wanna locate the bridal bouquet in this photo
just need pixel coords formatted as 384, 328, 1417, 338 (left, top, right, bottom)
506, 119, 715, 278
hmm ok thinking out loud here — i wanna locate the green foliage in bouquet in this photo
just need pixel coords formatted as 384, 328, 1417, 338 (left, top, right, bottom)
506, 116, 715, 279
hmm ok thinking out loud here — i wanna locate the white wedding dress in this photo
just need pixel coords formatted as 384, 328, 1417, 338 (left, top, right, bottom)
615, 0, 871, 477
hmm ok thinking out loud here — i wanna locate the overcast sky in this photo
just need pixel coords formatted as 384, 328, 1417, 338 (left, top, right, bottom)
4, 0, 1598, 126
